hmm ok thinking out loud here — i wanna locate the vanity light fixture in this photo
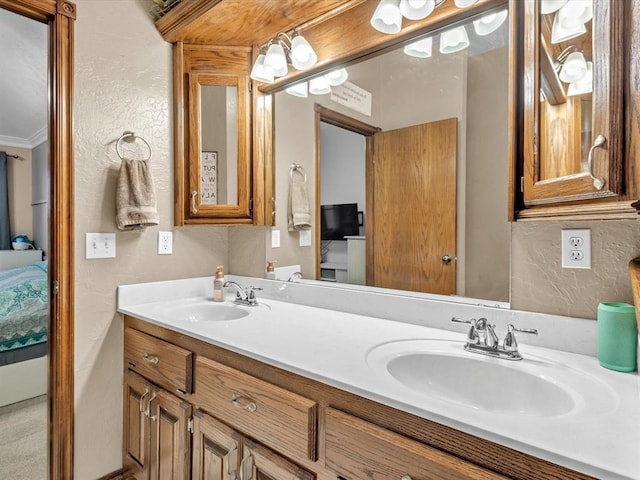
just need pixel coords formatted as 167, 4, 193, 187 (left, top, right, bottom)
399, 0, 436, 20
556, 47, 588, 83
439, 25, 470, 54
472, 9, 508, 36
403, 36, 433, 57
551, 10, 587, 43
540, 0, 568, 14
249, 48, 275, 83
285, 81, 309, 98
309, 76, 332, 95
370, 0, 447, 34
567, 60, 593, 96
454, 0, 479, 8
250, 31, 318, 83
325, 68, 349, 86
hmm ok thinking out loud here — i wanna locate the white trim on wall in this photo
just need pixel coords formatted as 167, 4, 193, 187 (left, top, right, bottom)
0, 125, 47, 149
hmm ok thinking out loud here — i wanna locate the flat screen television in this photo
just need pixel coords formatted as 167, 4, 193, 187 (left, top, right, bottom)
321, 203, 359, 240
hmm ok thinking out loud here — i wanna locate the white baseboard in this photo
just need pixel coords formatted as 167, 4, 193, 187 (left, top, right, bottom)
0, 356, 48, 407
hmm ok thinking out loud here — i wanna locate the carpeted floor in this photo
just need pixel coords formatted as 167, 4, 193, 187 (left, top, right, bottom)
0, 395, 47, 479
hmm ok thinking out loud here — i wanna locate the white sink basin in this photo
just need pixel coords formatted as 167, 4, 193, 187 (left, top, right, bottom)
160, 300, 251, 322
366, 339, 618, 418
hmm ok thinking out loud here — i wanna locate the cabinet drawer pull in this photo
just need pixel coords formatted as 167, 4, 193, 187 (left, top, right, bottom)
401, 475, 413, 480
191, 190, 198, 214
587, 134, 606, 190
240, 452, 253, 480
145, 392, 158, 421
227, 444, 238, 480
142, 352, 159, 364
139, 388, 150, 413
231, 393, 257, 412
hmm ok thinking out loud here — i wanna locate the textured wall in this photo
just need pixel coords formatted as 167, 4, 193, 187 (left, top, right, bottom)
511, 220, 640, 318
73, 1, 228, 478
2, 145, 32, 240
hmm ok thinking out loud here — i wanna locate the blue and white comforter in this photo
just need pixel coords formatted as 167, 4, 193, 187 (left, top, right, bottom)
0, 261, 48, 352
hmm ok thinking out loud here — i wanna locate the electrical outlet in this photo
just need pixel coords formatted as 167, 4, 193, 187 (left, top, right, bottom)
158, 231, 173, 255
271, 229, 280, 248
85, 233, 116, 259
561, 229, 591, 269
299, 230, 311, 247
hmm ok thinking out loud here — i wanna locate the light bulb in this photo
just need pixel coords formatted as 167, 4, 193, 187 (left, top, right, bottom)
399, 0, 435, 20
403, 36, 433, 58
249, 53, 274, 84
559, 51, 587, 83
454, 0, 479, 7
558, 0, 593, 29
370, 0, 402, 34
325, 68, 349, 86
473, 9, 508, 36
567, 61, 593, 96
540, 0, 568, 14
551, 9, 587, 43
290, 34, 318, 70
309, 76, 331, 95
439, 26, 470, 54
285, 82, 309, 98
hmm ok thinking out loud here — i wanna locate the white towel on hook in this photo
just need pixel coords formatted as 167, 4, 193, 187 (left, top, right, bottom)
288, 177, 311, 231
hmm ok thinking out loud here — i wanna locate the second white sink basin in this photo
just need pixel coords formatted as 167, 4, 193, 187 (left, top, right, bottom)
366, 339, 618, 418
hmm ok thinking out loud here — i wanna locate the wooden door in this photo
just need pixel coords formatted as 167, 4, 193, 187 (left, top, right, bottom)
369, 118, 457, 294
123, 371, 152, 480
192, 410, 241, 480
241, 438, 315, 480
148, 387, 192, 480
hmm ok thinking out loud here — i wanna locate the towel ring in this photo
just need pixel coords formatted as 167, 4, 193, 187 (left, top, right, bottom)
116, 131, 152, 161
290, 163, 307, 183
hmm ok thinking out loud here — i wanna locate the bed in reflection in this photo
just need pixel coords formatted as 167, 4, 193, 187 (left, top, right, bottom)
0, 250, 48, 407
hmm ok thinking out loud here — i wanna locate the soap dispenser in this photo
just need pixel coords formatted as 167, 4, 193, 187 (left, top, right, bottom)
213, 265, 225, 302
266, 261, 276, 280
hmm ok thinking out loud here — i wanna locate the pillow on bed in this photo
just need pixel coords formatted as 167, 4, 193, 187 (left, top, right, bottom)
33, 260, 48, 272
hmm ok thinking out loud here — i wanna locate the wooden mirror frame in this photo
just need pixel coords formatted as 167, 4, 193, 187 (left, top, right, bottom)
0, 0, 75, 478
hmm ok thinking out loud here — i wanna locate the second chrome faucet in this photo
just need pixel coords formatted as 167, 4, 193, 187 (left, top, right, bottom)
451, 317, 538, 361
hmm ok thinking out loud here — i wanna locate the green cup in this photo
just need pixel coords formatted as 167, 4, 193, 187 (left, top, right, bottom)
597, 302, 638, 373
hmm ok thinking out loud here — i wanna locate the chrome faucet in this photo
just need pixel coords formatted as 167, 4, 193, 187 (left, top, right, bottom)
223, 281, 261, 306
287, 271, 303, 282
451, 317, 538, 360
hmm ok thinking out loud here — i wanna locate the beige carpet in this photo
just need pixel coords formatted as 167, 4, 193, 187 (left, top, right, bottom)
0, 395, 47, 479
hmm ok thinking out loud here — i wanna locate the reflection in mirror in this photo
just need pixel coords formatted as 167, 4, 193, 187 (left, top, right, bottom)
0, 6, 48, 478
538, 0, 593, 180
200, 84, 238, 206
271, 5, 511, 305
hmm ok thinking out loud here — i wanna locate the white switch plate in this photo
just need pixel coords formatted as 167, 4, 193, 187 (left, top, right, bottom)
271, 229, 281, 248
158, 231, 173, 255
561, 229, 591, 269
299, 230, 311, 247
85, 233, 116, 259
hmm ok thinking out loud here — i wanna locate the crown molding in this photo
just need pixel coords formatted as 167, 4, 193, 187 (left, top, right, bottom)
0, 126, 48, 149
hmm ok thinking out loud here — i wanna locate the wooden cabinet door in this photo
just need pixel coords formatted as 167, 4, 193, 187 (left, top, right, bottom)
241, 438, 315, 480
522, 0, 624, 209
123, 371, 152, 480
148, 387, 192, 480
192, 409, 242, 480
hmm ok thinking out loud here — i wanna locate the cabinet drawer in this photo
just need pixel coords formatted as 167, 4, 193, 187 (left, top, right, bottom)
124, 328, 193, 394
195, 356, 317, 461
325, 409, 508, 480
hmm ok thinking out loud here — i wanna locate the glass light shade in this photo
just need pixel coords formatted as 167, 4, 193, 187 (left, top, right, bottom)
551, 10, 587, 43
285, 82, 309, 98
558, 0, 593, 29
439, 26, 470, 54
399, 0, 435, 20
473, 10, 508, 36
249, 53, 274, 83
264, 41, 288, 77
454, 0, 478, 7
370, 0, 402, 34
403, 36, 433, 58
309, 76, 331, 95
325, 68, 349, 86
559, 51, 587, 83
540, 0, 568, 14
290, 34, 318, 70
567, 61, 593, 96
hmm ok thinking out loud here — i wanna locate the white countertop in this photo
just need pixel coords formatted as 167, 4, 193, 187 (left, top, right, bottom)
118, 276, 640, 480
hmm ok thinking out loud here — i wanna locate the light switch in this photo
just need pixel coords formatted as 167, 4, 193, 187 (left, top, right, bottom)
271, 229, 281, 248
85, 233, 116, 259
299, 230, 311, 247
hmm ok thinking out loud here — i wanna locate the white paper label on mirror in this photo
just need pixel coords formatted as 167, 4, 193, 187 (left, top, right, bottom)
201, 151, 218, 205
330, 81, 372, 117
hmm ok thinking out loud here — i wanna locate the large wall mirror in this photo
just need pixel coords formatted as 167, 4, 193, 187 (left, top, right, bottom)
267, 1, 513, 305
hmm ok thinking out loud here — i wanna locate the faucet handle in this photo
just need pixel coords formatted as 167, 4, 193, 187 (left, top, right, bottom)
451, 317, 477, 326
451, 317, 480, 345
504, 324, 538, 352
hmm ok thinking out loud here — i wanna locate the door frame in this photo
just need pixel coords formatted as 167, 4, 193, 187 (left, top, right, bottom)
0, 1, 76, 478
313, 104, 379, 282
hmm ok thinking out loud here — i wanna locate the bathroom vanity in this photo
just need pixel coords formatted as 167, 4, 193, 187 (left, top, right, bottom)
118, 276, 639, 480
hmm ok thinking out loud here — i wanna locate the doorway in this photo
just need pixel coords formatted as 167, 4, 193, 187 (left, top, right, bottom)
0, 1, 75, 479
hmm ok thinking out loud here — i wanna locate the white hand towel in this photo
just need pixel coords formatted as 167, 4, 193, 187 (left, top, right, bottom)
288, 178, 311, 231
116, 158, 159, 231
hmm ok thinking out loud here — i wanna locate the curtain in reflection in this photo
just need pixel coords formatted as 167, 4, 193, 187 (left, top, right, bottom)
0, 152, 10, 250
